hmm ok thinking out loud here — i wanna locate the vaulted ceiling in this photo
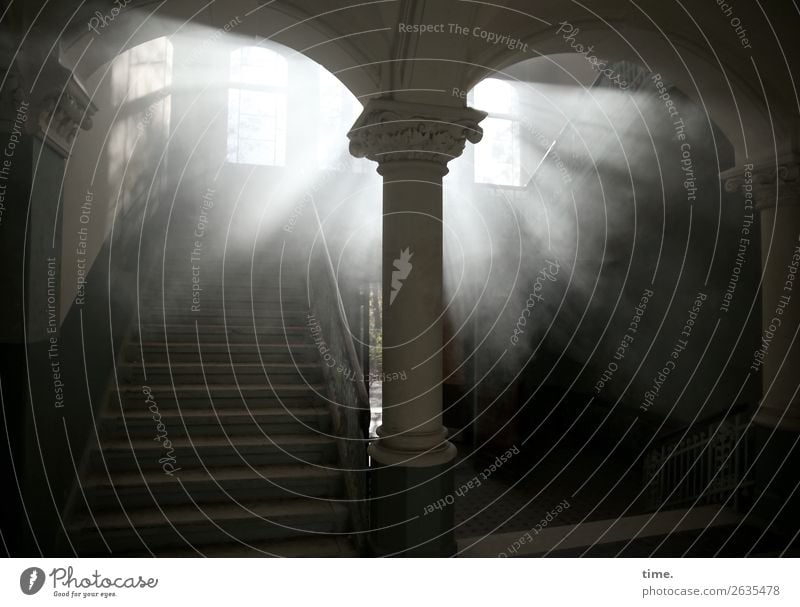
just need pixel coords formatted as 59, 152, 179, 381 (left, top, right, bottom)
4, 0, 798, 161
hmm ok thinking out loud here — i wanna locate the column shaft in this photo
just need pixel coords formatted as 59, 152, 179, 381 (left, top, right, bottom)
375, 160, 454, 465
348, 98, 485, 555
725, 158, 800, 534
756, 193, 800, 429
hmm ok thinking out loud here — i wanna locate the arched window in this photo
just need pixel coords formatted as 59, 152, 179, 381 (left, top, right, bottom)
472, 78, 521, 186
111, 36, 173, 105
226, 46, 288, 166
109, 37, 173, 211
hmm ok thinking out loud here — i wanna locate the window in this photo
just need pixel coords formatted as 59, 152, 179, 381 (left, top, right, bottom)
111, 36, 173, 105
472, 78, 522, 187
226, 46, 287, 166
108, 37, 173, 212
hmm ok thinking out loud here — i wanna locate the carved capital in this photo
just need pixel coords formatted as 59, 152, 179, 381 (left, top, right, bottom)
5, 50, 98, 157
0, 67, 27, 109
36, 74, 97, 157
723, 156, 800, 210
348, 99, 486, 169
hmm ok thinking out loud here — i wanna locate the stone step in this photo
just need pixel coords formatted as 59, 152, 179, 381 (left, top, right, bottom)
155, 251, 289, 263
137, 321, 310, 332
136, 323, 310, 341
154, 536, 358, 557
126, 341, 319, 363
100, 405, 332, 439
115, 383, 326, 408
83, 463, 344, 509
115, 393, 322, 410
139, 294, 308, 310
141, 294, 308, 306
138, 308, 310, 322
119, 362, 322, 385
141, 284, 308, 298
73, 498, 349, 554
91, 434, 338, 471
153, 260, 296, 272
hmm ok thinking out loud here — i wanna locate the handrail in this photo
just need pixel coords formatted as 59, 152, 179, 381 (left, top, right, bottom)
58, 185, 167, 550
310, 197, 371, 410
642, 407, 753, 511
306, 187, 371, 545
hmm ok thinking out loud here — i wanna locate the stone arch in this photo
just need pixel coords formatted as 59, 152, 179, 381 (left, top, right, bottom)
464, 21, 791, 165
60, 0, 383, 103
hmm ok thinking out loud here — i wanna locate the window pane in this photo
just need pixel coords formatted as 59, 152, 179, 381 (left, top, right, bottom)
238, 114, 271, 140
473, 78, 517, 115
238, 138, 270, 165
237, 91, 281, 120
230, 46, 287, 87
112, 36, 173, 104
475, 117, 521, 186
226, 127, 239, 163
226, 46, 288, 167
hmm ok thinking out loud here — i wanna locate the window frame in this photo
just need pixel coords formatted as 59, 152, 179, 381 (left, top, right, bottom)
470, 79, 526, 189
226, 45, 289, 167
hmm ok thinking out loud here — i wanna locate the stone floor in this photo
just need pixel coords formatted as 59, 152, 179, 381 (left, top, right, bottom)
451, 441, 650, 539
367, 381, 650, 540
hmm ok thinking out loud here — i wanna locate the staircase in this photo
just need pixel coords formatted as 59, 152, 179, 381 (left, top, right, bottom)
64, 208, 357, 557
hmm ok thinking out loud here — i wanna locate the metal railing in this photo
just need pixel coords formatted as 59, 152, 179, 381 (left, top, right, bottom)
307, 198, 371, 545
642, 409, 754, 511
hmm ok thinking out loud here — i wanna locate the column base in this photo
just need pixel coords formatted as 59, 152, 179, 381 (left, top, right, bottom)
368, 458, 457, 557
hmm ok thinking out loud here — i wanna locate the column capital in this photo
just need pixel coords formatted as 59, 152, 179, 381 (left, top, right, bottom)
35, 71, 97, 158
347, 98, 486, 170
722, 155, 800, 210
0, 67, 26, 109
2, 60, 97, 158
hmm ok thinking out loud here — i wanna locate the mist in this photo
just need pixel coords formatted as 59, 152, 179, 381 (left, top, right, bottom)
59, 22, 752, 435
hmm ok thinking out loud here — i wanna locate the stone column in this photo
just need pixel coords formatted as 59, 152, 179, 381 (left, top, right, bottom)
725, 157, 800, 429
348, 98, 485, 556
724, 155, 800, 531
